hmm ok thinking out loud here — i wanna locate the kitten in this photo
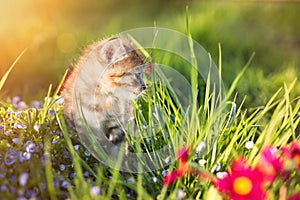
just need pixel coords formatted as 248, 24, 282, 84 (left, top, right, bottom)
62, 37, 146, 159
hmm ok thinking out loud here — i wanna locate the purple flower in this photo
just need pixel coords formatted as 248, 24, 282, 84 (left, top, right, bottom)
90, 186, 101, 196
52, 139, 59, 144
1, 185, 7, 191
5, 149, 17, 165
63, 151, 70, 159
53, 181, 59, 187
48, 110, 55, 115
69, 173, 76, 179
55, 130, 62, 136
16, 111, 22, 117
19, 152, 31, 162
25, 141, 38, 153
24, 189, 37, 198
19, 173, 29, 186
12, 96, 20, 108
14, 123, 27, 129
5, 131, 10, 136
41, 182, 46, 189
84, 171, 89, 178
11, 175, 16, 182
17, 101, 27, 110
33, 125, 40, 132
31, 100, 41, 109
0, 125, 4, 130
60, 165, 66, 171
12, 138, 19, 144
61, 181, 70, 188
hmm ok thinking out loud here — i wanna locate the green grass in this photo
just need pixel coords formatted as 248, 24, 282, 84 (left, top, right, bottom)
0, 23, 300, 200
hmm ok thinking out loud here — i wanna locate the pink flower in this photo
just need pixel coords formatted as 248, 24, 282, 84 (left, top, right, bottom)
214, 158, 266, 200
258, 146, 284, 182
282, 141, 300, 170
288, 193, 300, 200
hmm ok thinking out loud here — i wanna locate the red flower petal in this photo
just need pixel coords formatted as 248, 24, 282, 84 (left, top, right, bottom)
258, 146, 283, 182
163, 171, 180, 186
177, 147, 189, 163
214, 158, 266, 200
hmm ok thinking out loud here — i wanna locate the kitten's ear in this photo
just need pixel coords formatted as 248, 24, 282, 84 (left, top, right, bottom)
99, 37, 133, 64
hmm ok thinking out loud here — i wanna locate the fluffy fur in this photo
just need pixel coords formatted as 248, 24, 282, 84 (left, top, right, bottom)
62, 37, 146, 158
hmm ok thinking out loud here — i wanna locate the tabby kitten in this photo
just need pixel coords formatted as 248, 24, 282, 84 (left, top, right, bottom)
62, 37, 146, 158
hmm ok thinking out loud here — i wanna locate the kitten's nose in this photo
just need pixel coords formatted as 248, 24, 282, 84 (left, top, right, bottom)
142, 84, 147, 91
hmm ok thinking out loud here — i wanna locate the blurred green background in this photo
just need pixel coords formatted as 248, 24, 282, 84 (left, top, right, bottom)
0, 0, 299, 107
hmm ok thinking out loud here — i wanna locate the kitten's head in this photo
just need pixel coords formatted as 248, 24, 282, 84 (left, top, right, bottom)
98, 37, 146, 99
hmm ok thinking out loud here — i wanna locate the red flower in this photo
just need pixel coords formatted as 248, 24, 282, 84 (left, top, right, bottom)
282, 141, 300, 170
288, 193, 300, 200
258, 146, 284, 182
214, 158, 266, 200
163, 147, 191, 185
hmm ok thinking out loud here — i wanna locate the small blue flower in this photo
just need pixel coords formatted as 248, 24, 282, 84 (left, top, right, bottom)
17, 101, 27, 110
63, 151, 70, 159
16, 111, 22, 117
90, 186, 100, 196
5, 149, 17, 165
61, 181, 70, 188
25, 141, 38, 153
84, 151, 91, 157
11, 175, 16, 182
84, 171, 89, 178
69, 173, 76, 179
9, 186, 16, 194
33, 124, 40, 132
41, 182, 46, 189
12, 138, 19, 144
31, 100, 41, 109
48, 110, 55, 115
14, 123, 27, 129
60, 165, 66, 171
24, 189, 36, 198
1, 185, 7, 191
74, 145, 80, 151
55, 130, 62, 136
12, 96, 21, 108
5, 131, 10, 136
19, 152, 31, 162
19, 173, 29, 186
53, 181, 59, 187
52, 139, 59, 144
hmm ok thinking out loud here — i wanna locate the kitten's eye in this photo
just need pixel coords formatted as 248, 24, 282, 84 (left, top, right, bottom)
134, 72, 142, 81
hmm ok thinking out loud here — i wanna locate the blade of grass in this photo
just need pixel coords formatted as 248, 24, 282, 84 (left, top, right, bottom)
0, 49, 27, 91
